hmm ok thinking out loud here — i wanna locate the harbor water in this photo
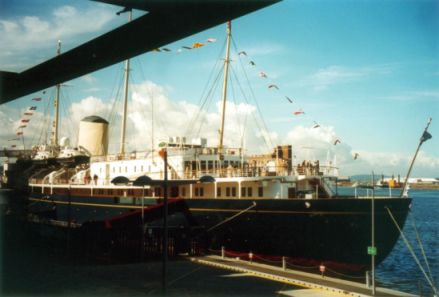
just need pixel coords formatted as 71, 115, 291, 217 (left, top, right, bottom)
1, 188, 438, 296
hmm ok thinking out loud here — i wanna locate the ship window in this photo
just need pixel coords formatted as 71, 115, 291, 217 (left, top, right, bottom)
100, 168, 102, 174
248, 187, 253, 197
231, 187, 236, 197
114, 197, 120, 204
155, 187, 162, 196
208, 160, 213, 170
112, 167, 115, 173
141, 165, 144, 172
200, 187, 204, 197
128, 189, 134, 196
125, 166, 127, 173
258, 187, 263, 197
241, 187, 246, 197
226, 187, 230, 197
182, 187, 186, 197
217, 187, 221, 197
195, 187, 199, 196
108, 189, 113, 195
134, 166, 136, 172
224, 161, 229, 167
119, 167, 121, 173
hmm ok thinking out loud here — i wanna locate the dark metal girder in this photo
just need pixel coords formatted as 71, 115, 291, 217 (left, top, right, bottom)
0, 0, 280, 104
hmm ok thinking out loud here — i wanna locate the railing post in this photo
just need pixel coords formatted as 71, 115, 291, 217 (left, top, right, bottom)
221, 246, 225, 259
366, 270, 370, 288
282, 256, 286, 271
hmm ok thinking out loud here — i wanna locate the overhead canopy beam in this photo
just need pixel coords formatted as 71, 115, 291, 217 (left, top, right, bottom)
0, 0, 280, 104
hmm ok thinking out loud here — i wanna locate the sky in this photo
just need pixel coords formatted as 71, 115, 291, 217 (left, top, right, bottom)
1, 0, 438, 177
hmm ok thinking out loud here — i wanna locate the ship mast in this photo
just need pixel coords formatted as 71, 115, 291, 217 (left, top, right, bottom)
218, 21, 232, 156
52, 40, 62, 146
119, 10, 133, 156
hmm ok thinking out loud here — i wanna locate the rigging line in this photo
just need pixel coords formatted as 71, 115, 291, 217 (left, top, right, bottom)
34, 89, 54, 146
193, 69, 224, 140
385, 207, 438, 295
194, 37, 228, 110
59, 87, 75, 142
409, 212, 434, 283
231, 38, 274, 149
185, 58, 224, 137
185, 36, 227, 138
228, 66, 247, 148
187, 66, 224, 139
207, 201, 257, 232
229, 62, 272, 150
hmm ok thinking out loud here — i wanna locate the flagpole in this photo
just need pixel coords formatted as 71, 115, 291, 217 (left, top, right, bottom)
400, 118, 432, 198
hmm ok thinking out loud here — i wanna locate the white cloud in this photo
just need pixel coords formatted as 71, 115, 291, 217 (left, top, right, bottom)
81, 74, 97, 85
1, 80, 438, 177
0, 5, 117, 70
305, 65, 392, 91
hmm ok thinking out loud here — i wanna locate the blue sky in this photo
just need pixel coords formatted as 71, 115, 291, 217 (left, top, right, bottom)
1, 0, 438, 177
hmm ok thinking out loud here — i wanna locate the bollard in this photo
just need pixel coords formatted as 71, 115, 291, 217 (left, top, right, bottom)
366, 270, 370, 288
221, 246, 225, 259
282, 256, 286, 271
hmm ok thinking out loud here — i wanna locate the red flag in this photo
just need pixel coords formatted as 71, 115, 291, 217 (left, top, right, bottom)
293, 110, 305, 116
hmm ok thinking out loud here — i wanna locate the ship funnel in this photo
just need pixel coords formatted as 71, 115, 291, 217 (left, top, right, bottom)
77, 115, 109, 156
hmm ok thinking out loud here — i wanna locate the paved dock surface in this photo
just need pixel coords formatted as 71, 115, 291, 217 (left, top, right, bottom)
191, 255, 417, 297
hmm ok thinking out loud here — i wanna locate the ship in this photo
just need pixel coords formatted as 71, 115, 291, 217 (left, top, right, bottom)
10, 21, 411, 273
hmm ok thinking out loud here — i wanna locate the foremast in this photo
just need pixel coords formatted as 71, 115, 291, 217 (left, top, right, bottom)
119, 10, 133, 156
218, 21, 232, 158
52, 40, 62, 146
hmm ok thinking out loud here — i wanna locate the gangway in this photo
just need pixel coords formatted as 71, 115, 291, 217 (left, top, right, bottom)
190, 255, 417, 297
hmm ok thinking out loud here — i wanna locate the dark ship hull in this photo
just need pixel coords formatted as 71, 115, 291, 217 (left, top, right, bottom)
27, 190, 411, 272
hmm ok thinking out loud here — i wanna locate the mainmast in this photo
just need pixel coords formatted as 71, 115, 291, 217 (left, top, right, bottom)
218, 21, 232, 156
119, 10, 133, 156
52, 40, 62, 146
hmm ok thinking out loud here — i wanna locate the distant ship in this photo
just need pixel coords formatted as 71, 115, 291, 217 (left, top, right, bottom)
5, 22, 411, 273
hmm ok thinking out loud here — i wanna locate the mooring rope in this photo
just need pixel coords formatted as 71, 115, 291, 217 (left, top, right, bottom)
385, 207, 438, 295
409, 212, 435, 283
207, 201, 257, 232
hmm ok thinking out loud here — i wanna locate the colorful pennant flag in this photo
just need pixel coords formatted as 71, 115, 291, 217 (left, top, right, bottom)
294, 110, 305, 116
268, 84, 279, 90
192, 42, 204, 49
29, 106, 37, 110
259, 72, 267, 78
32, 97, 42, 101
21, 119, 30, 123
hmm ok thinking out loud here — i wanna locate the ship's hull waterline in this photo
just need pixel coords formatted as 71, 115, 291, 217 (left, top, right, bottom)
27, 191, 411, 271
